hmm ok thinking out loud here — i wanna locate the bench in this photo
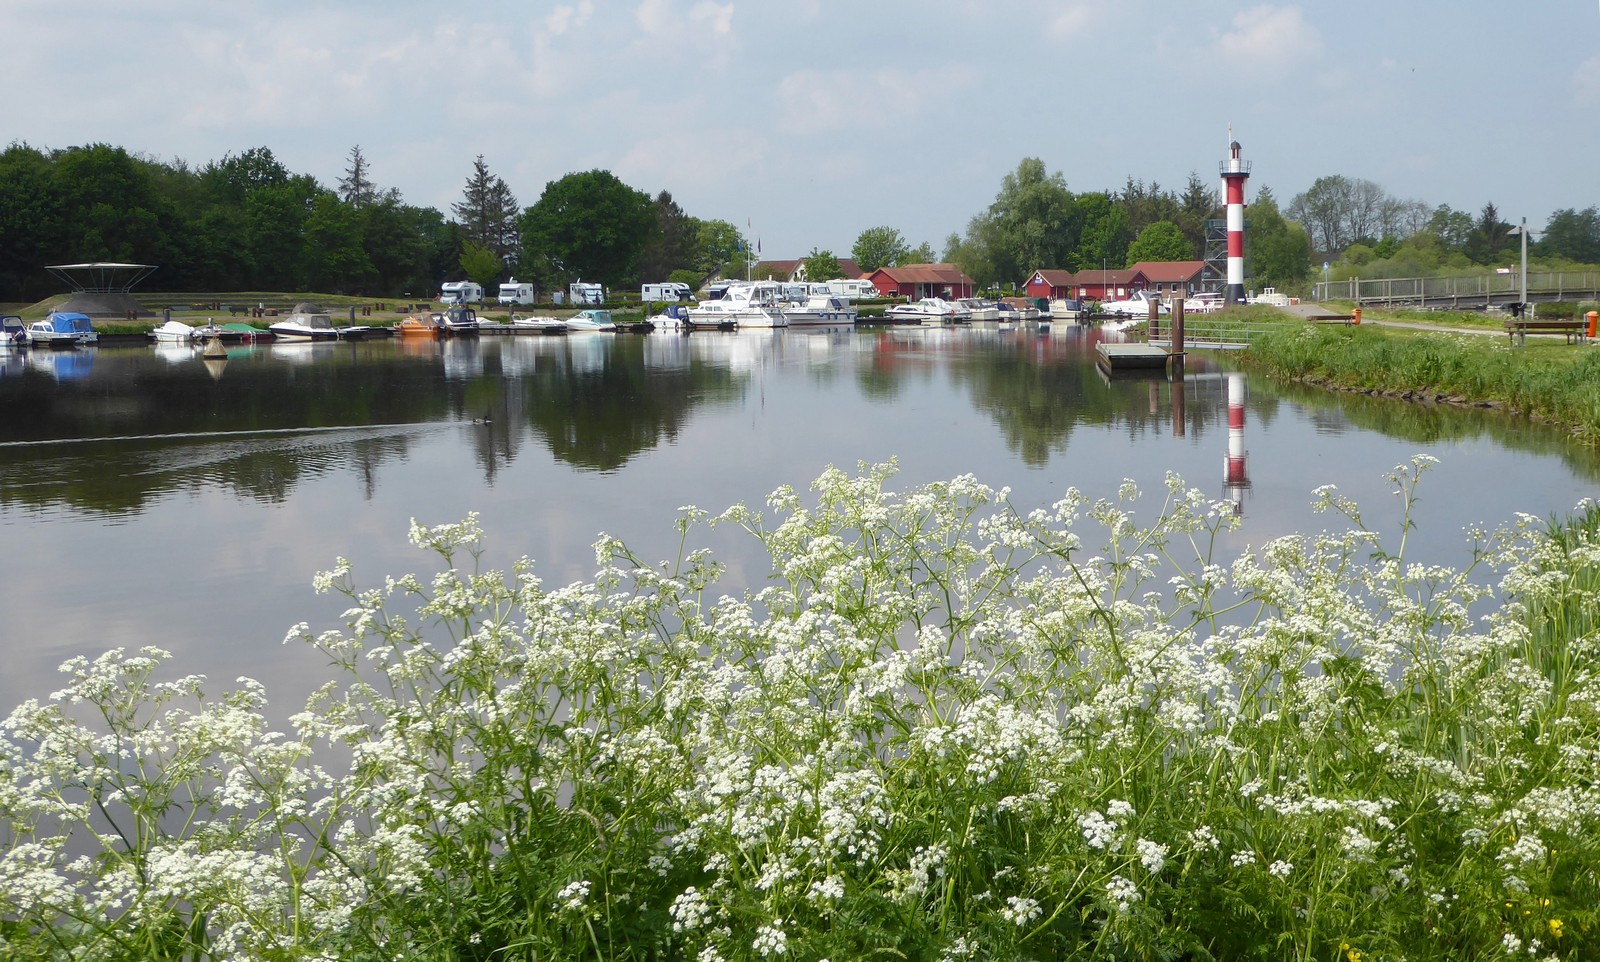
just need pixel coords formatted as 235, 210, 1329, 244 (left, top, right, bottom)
1306, 314, 1355, 325
1503, 318, 1587, 346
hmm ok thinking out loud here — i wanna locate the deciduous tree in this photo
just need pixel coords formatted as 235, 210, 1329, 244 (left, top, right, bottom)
851, 226, 909, 273
517, 169, 654, 288
1124, 220, 1191, 266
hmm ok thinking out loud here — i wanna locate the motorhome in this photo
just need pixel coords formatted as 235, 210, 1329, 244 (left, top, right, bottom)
439, 281, 483, 304
641, 282, 695, 303
498, 278, 536, 305
826, 278, 878, 300
568, 280, 605, 305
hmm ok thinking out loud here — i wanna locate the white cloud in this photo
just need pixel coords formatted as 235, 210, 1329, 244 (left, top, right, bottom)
1573, 54, 1600, 107
1046, 1, 1105, 41
546, 1, 594, 36
690, 2, 735, 37
1216, 5, 1320, 72
775, 66, 978, 130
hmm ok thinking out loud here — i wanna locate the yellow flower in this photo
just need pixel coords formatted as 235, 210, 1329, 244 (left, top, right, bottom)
1549, 918, 1564, 939
1346, 950, 1362, 962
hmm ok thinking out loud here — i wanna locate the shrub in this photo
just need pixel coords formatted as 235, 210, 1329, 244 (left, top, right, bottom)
3, 462, 1597, 960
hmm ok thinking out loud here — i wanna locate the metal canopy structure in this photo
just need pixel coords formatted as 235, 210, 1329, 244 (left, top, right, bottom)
45, 262, 157, 294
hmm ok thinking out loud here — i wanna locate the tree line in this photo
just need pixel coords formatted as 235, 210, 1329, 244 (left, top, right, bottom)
3, 142, 1594, 304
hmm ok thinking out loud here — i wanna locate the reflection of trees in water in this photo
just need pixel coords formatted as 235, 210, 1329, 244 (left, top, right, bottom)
1251, 377, 1600, 483
0, 432, 415, 515
520, 338, 742, 472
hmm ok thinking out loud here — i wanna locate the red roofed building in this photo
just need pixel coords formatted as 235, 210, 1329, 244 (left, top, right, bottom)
865, 263, 974, 300
750, 258, 866, 282
1128, 260, 1207, 299
1075, 268, 1139, 301
1024, 269, 1076, 301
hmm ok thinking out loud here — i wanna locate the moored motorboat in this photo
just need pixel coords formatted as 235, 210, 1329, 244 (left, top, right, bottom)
27, 312, 98, 348
150, 320, 197, 342
565, 309, 617, 332
269, 311, 371, 340
396, 313, 443, 337
1, 315, 29, 348
505, 314, 568, 335
781, 293, 858, 326
884, 298, 961, 323
685, 284, 785, 328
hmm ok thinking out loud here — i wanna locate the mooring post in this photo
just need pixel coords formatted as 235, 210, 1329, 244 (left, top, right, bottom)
1148, 295, 1160, 340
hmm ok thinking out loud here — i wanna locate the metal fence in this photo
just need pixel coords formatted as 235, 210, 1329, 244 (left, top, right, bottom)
1314, 272, 1600, 307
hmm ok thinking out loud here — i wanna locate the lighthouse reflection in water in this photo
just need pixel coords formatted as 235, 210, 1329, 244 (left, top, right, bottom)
1223, 372, 1250, 515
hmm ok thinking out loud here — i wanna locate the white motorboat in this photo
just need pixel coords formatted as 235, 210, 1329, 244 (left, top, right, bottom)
781, 294, 858, 326
956, 298, 1000, 321
1182, 292, 1224, 313
150, 320, 198, 342
268, 311, 371, 341
27, 312, 98, 347
1100, 290, 1165, 318
565, 309, 616, 332
507, 314, 568, 334
884, 298, 962, 323
685, 284, 786, 329
1046, 298, 1082, 321
1, 315, 27, 349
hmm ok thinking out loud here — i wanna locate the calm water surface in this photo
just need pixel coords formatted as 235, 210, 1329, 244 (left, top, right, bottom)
2, 326, 1596, 716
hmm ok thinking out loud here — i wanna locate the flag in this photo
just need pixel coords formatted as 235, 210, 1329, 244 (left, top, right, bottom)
758, 238, 762, 254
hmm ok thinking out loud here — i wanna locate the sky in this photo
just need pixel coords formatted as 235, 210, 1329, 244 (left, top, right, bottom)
8, 0, 1600, 262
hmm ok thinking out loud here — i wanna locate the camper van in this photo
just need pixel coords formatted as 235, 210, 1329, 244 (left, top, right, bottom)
826, 279, 878, 300
498, 278, 536, 305
641, 282, 696, 303
568, 280, 605, 305
439, 281, 484, 305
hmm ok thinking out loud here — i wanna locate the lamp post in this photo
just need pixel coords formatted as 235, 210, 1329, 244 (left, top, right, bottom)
1508, 218, 1529, 313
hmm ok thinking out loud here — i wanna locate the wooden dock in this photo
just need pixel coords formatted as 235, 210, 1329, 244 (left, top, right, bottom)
1095, 342, 1170, 372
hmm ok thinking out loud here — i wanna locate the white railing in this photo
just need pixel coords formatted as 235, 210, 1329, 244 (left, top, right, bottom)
1314, 271, 1600, 306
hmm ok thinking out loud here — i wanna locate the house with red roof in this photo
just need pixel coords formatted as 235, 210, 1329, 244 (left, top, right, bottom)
865, 263, 974, 300
1128, 260, 1207, 300
1024, 269, 1077, 301
750, 258, 866, 282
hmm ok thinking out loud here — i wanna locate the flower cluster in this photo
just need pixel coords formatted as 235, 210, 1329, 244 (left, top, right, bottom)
2, 458, 1597, 960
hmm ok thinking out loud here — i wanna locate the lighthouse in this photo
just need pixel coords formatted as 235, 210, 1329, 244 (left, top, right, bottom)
1221, 134, 1251, 304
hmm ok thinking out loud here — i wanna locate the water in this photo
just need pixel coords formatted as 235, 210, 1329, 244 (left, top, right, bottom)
2, 326, 1596, 717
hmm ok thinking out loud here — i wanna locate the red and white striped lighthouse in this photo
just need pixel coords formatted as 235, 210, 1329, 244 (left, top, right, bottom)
1221, 133, 1251, 304
1223, 372, 1249, 515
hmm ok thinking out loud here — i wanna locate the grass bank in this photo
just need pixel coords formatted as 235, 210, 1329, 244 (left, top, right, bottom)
1241, 308, 1600, 442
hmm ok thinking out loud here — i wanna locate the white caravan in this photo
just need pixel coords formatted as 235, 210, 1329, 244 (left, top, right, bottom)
498, 278, 536, 305
439, 281, 484, 304
641, 282, 696, 303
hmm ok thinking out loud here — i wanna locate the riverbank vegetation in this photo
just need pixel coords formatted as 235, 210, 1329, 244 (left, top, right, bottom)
1240, 315, 1600, 442
3, 461, 1597, 960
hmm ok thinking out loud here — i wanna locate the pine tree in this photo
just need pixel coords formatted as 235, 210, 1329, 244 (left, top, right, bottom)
453, 155, 519, 264
337, 145, 376, 209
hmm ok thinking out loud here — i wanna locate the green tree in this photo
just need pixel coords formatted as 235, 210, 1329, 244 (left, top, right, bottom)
453, 155, 519, 264
459, 240, 502, 295
694, 219, 749, 281
1124, 220, 1191, 266
1175, 172, 1218, 256
983, 157, 1077, 283
1246, 188, 1312, 290
1072, 193, 1130, 272
640, 191, 694, 282
337, 145, 378, 209
1116, 177, 1180, 238
1464, 202, 1511, 265
0, 143, 64, 300
518, 169, 655, 289
303, 191, 374, 292
1541, 207, 1600, 264
802, 248, 842, 281
851, 226, 910, 273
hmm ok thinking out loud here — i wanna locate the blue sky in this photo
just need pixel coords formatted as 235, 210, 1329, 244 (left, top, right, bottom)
9, 1, 1599, 260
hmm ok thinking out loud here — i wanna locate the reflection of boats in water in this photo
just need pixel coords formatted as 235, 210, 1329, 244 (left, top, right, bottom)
153, 342, 198, 364
28, 349, 95, 381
